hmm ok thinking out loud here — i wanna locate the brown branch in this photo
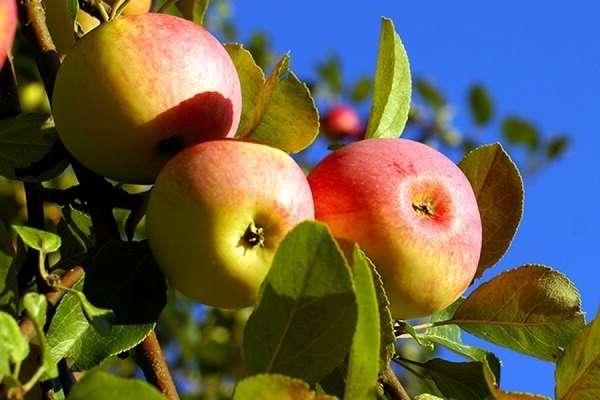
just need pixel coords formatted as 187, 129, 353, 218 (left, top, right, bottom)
379, 364, 411, 400
136, 331, 180, 400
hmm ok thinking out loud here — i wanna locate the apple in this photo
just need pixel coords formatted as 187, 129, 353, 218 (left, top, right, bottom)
307, 138, 482, 320
0, 0, 17, 70
52, 13, 242, 183
45, 0, 154, 54
320, 104, 363, 140
145, 139, 315, 308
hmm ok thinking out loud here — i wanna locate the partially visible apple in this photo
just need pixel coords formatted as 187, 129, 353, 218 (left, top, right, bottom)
307, 138, 482, 320
320, 104, 362, 141
145, 139, 315, 309
45, 0, 154, 54
0, 0, 17, 69
52, 13, 242, 183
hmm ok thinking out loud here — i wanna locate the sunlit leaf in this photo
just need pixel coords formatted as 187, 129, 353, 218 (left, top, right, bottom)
365, 17, 412, 139
555, 307, 600, 399
0, 311, 29, 374
468, 83, 494, 126
244, 221, 357, 385
233, 374, 338, 400
23, 293, 58, 378
13, 225, 61, 254
452, 265, 585, 361
66, 370, 167, 400
459, 143, 523, 277
345, 246, 381, 400
70, 290, 115, 336
0, 218, 17, 316
0, 113, 69, 182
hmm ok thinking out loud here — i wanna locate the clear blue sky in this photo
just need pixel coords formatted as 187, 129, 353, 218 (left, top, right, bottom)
231, 1, 600, 397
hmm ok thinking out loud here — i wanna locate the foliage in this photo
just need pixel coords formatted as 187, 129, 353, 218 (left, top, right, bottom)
0, 0, 595, 400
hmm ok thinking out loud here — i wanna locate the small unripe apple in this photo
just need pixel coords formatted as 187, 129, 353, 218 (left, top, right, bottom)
145, 139, 315, 308
320, 104, 363, 140
52, 13, 242, 183
0, 0, 17, 69
307, 138, 482, 320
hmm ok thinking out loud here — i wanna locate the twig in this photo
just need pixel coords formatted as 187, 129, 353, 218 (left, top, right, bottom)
136, 331, 180, 400
379, 364, 411, 400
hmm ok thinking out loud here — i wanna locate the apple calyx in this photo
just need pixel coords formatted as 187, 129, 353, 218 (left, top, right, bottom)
413, 201, 434, 218
243, 223, 265, 248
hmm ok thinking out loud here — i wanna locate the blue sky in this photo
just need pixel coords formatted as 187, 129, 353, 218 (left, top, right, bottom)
231, 1, 600, 397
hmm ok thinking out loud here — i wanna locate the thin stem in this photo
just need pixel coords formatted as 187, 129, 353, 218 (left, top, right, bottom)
379, 364, 411, 400
136, 331, 180, 400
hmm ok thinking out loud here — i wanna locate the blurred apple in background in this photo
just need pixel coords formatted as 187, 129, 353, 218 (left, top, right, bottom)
320, 104, 363, 141
145, 139, 315, 309
52, 13, 242, 183
0, 0, 17, 69
308, 138, 482, 320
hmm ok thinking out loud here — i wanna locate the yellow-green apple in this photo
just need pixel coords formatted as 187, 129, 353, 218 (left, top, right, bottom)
45, 0, 154, 54
0, 0, 17, 69
320, 104, 363, 141
145, 139, 315, 308
307, 138, 482, 320
52, 13, 242, 183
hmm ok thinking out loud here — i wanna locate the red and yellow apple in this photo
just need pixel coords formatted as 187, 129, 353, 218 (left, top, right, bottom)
307, 138, 482, 320
145, 139, 315, 309
0, 0, 17, 69
320, 104, 363, 141
45, 0, 154, 54
52, 13, 242, 183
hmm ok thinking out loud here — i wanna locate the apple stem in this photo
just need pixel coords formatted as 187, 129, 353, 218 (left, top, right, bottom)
243, 223, 265, 247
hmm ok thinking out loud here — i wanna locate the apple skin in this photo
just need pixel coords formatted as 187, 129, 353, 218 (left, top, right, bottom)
45, 0, 154, 54
307, 138, 482, 320
52, 13, 242, 184
320, 104, 363, 140
0, 0, 17, 69
145, 139, 315, 308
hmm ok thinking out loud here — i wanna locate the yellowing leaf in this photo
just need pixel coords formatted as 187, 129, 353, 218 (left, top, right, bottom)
459, 143, 523, 278
452, 265, 585, 361
555, 307, 600, 399
233, 374, 338, 400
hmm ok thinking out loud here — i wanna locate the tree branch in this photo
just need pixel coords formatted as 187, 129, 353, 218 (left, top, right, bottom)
379, 364, 411, 400
136, 331, 180, 400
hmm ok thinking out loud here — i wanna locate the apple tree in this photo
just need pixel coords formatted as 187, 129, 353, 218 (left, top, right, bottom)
0, 0, 597, 399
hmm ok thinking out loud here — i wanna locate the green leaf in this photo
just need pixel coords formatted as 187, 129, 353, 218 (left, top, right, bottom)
344, 246, 381, 400
191, 0, 209, 26
414, 78, 445, 110
0, 311, 29, 375
234, 374, 338, 400
483, 360, 550, 399
55, 205, 95, 270
0, 218, 17, 316
452, 265, 585, 362
240, 54, 319, 153
47, 241, 166, 371
66, 370, 167, 400
468, 83, 494, 126
459, 143, 524, 278
13, 225, 61, 254
70, 290, 115, 336
545, 135, 570, 160
0, 113, 69, 182
243, 221, 357, 385
422, 358, 493, 400
350, 76, 373, 104
555, 307, 600, 399
23, 292, 58, 378
502, 116, 539, 151
365, 17, 412, 139
317, 54, 343, 95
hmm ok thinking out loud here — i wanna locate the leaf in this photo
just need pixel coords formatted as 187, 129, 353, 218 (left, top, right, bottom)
0, 113, 69, 182
422, 358, 493, 400
452, 265, 585, 361
545, 135, 569, 160
0, 311, 29, 375
243, 221, 357, 385
501, 117, 539, 151
66, 370, 167, 400
70, 290, 115, 336
47, 241, 166, 371
414, 78, 445, 110
234, 374, 339, 400
23, 292, 58, 378
459, 143, 524, 278
191, 0, 209, 26
468, 83, 494, 126
555, 306, 600, 399
55, 205, 95, 270
483, 360, 550, 399
242, 55, 319, 153
344, 246, 381, 400
317, 54, 343, 95
365, 17, 412, 139
0, 218, 17, 316
13, 225, 61, 254
350, 76, 373, 104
